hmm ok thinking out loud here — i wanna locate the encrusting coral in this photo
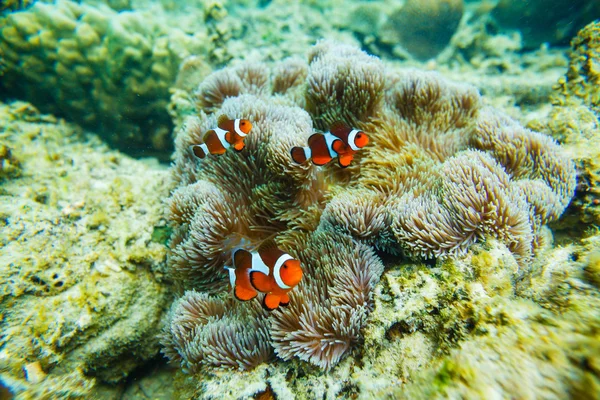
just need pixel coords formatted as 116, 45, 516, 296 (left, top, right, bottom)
0, 0, 207, 156
0, 101, 170, 398
528, 21, 600, 227
161, 40, 576, 377
554, 20, 600, 114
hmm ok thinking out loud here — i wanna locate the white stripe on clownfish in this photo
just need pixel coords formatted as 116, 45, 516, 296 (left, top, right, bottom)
226, 266, 236, 287
347, 129, 361, 151
250, 251, 270, 275
273, 254, 293, 290
323, 131, 340, 158
214, 127, 231, 149
191, 143, 209, 157
234, 119, 247, 137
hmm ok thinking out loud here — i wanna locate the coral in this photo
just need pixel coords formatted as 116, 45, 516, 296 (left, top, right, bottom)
379, 0, 464, 61
529, 104, 600, 228
0, 0, 35, 13
306, 41, 385, 129
163, 41, 575, 381
352, 239, 600, 399
0, 0, 208, 156
554, 21, 600, 115
270, 231, 384, 369
161, 291, 273, 372
0, 143, 21, 180
0, 101, 170, 397
528, 22, 600, 228
349, 70, 575, 261
491, 0, 600, 49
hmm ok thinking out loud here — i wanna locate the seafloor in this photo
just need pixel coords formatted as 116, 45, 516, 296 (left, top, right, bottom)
1, 1, 599, 399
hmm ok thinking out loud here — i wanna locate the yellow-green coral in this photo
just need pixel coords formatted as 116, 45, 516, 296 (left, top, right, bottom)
0, 0, 209, 155
554, 20, 600, 114
0, 101, 170, 397
353, 240, 600, 399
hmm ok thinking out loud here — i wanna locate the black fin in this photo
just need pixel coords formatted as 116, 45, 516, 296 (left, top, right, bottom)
217, 114, 229, 128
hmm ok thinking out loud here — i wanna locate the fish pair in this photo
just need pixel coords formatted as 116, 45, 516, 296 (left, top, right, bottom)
188, 116, 302, 310
225, 241, 303, 311
291, 121, 369, 168
190, 117, 369, 169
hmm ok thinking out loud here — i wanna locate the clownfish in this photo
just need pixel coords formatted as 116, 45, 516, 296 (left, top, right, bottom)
290, 121, 369, 168
225, 241, 303, 311
190, 115, 253, 159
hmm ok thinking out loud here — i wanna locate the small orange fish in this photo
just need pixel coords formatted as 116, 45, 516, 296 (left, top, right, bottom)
225, 241, 303, 310
291, 121, 369, 167
190, 115, 253, 159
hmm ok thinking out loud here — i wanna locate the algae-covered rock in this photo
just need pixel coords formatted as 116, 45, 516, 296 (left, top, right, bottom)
528, 22, 600, 228
0, 101, 171, 398
0, 0, 209, 157
352, 240, 600, 399
379, 0, 464, 60
169, 239, 600, 399
554, 21, 600, 115
491, 0, 600, 49
528, 105, 600, 228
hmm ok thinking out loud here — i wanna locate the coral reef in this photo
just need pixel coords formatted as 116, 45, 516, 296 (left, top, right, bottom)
0, 0, 208, 156
0, 0, 361, 159
529, 105, 600, 228
554, 21, 600, 115
356, 239, 600, 399
162, 238, 600, 399
162, 40, 575, 382
0, 0, 34, 13
528, 22, 600, 227
355, 70, 574, 261
0, 101, 170, 398
161, 291, 273, 372
491, 0, 600, 49
379, 0, 464, 61
1, 2, 593, 399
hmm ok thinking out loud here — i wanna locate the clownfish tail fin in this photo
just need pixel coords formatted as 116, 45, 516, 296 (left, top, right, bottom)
190, 144, 208, 159
291, 146, 311, 164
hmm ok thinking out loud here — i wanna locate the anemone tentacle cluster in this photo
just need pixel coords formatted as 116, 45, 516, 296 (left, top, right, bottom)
162, 41, 576, 372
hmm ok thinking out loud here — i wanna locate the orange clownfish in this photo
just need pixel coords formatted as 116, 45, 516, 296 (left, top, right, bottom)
225, 242, 303, 311
190, 115, 253, 159
290, 121, 369, 168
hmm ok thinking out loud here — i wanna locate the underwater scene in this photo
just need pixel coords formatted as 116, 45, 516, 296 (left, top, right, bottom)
1, 0, 600, 398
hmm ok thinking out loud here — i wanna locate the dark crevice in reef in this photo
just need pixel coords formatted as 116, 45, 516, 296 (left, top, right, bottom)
0, 93, 175, 163
114, 355, 175, 400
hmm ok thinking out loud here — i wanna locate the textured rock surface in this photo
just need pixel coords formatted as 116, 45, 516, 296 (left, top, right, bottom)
0, 0, 208, 157
554, 21, 600, 114
0, 101, 171, 398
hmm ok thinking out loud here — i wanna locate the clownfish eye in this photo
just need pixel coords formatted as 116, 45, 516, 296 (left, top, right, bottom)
240, 121, 247, 126
283, 264, 288, 269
